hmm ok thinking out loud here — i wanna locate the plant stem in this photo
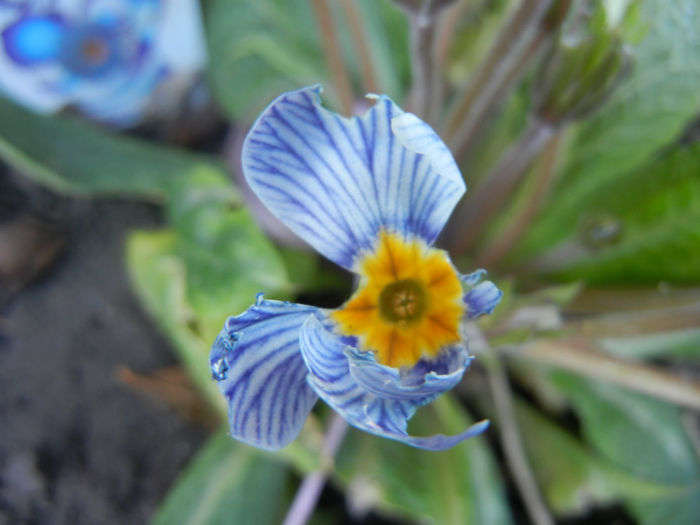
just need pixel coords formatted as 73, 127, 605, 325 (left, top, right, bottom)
406, 0, 437, 120
507, 339, 700, 410
489, 360, 555, 525
443, 0, 554, 159
682, 411, 700, 463
449, 118, 556, 257
566, 287, 700, 317
339, 0, 379, 94
397, 0, 454, 122
310, 0, 354, 116
282, 414, 349, 525
468, 324, 555, 525
434, 0, 468, 67
565, 301, 700, 337
477, 131, 562, 268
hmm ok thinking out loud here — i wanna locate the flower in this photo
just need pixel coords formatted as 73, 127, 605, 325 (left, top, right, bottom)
209, 86, 502, 451
0, 0, 206, 126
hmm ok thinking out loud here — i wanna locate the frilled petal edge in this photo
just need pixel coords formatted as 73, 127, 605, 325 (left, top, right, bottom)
390, 110, 464, 193
345, 344, 471, 404
242, 85, 466, 270
460, 268, 487, 287
300, 314, 488, 450
210, 299, 319, 451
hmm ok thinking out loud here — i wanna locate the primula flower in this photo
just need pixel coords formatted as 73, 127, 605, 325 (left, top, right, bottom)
0, 0, 205, 126
210, 86, 502, 451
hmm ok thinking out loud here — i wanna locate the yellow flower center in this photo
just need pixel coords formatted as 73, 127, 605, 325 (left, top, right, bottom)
331, 230, 464, 368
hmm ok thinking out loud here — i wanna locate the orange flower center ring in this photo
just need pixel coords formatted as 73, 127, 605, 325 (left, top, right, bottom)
332, 230, 464, 369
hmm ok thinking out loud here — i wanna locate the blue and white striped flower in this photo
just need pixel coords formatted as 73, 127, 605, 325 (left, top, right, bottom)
0, 0, 205, 126
210, 86, 502, 451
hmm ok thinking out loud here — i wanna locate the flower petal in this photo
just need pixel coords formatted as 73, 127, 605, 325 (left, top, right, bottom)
242, 85, 466, 270
390, 110, 464, 191
460, 268, 487, 287
300, 314, 488, 450
210, 299, 318, 451
345, 345, 471, 404
464, 280, 503, 319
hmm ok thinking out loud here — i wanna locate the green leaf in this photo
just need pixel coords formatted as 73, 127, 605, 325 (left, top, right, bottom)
0, 96, 223, 199
513, 0, 700, 261
566, 0, 700, 184
551, 373, 699, 483
166, 174, 290, 340
278, 247, 349, 296
549, 143, 700, 283
550, 373, 700, 525
126, 173, 289, 410
335, 395, 513, 525
515, 399, 619, 514
204, 0, 326, 121
514, 399, 677, 516
126, 229, 224, 412
151, 431, 289, 525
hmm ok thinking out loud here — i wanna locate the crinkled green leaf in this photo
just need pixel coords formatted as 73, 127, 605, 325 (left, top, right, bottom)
166, 175, 290, 340
204, 0, 325, 120
0, 95, 223, 199
335, 395, 513, 525
126, 172, 289, 409
126, 229, 224, 412
513, 0, 700, 262
550, 373, 700, 525
151, 431, 289, 525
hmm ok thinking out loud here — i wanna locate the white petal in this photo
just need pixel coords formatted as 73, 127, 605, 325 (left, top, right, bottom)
210, 299, 318, 451
299, 314, 488, 450
242, 85, 466, 270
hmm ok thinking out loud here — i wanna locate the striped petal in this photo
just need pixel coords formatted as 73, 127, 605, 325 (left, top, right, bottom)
242, 85, 466, 271
300, 314, 489, 450
345, 345, 471, 404
210, 299, 318, 451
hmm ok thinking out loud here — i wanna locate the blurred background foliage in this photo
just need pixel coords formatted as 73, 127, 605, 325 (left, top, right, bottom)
1, 0, 699, 524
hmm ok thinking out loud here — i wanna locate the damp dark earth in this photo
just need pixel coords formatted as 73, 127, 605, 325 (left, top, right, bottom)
0, 174, 206, 524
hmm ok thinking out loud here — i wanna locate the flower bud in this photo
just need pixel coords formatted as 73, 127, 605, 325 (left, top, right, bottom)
533, 3, 631, 124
